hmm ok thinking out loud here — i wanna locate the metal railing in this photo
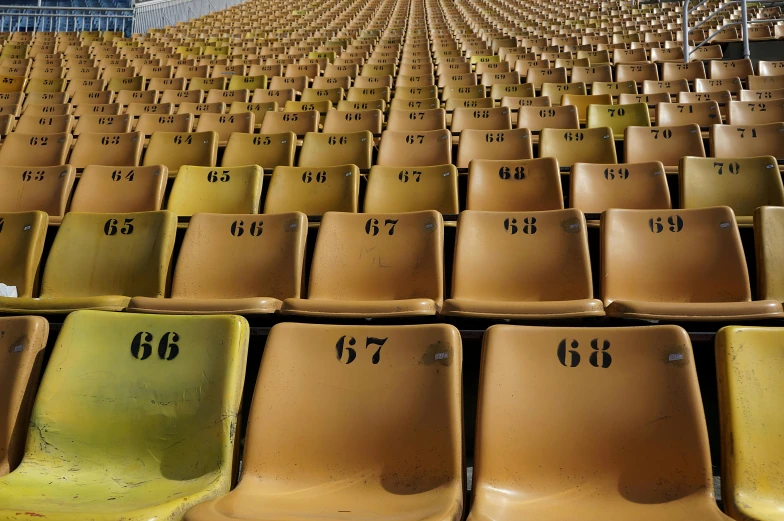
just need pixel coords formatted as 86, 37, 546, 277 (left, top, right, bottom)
132, 0, 245, 34
0, 4, 133, 33
682, 0, 784, 62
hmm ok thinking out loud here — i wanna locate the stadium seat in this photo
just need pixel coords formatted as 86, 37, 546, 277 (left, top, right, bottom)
0, 310, 248, 519
74, 113, 133, 135
264, 165, 360, 215
128, 213, 307, 314
15, 113, 73, 135
539, 127, 617, 167
710, 123, 784, 160
136, 113, 194, 136
298, 131, 373, 169
143, 131, 219, 173
70, 165, 167, 214
754, 206, 784, 302
386, 108, 446, 131
0, 315, 48, 476
715, 326, 784, 521
586, 102, 651, 138
466, 157, 563, 211
450, 107, 512, 132
376, 129, 452, 167
680, 156, 784, 225
727, 100, 784, 125
656, 101, 721, 127
69, 131, 144, 168
442, 209, 603, 318
364, 164, 459, 214
601, 207, 783, 320
0, 165, 74, 223
470, 324, 730, 521
281, 211, 444, 318
560, 93, 613, 122
0, 211, 176, 313
625, 124, 706, 171
516, 105, 579, 131
570, 162, 671, 212
457, 128, 533, 168
167, 165, 263, 216
194, 111, 254, 142
0, 211, 47, 298
0, 133, 71, 167
182, 322, 463, 521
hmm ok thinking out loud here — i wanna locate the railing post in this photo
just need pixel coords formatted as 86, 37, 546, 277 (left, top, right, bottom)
740, 0, 750, 59
683, 0, 691, 63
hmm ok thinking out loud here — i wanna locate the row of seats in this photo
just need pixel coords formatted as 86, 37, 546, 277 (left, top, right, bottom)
2, 206, 784, 319
0, 155, 781, 223
0, 312, 780, 521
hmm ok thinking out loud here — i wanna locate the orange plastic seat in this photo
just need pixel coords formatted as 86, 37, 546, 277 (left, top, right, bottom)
470, 324, 731, 521
183, 322, 463, 521
281, 211, 444, 318
128, 212, 307, 314
570, 162, 671, 213
601, 207, 783, 320
442, 209, 604, 318
466, 157, 564, 211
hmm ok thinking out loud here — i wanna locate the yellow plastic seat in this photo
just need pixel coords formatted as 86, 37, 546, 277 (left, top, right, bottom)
586, 102, 651, 139
457, 128, 532, 169
727, 100, 784, 125
715, 326, 784, 521
442, 209, 603, 318
710, 123, 784, 160
560, 93, 613, 122
0, 310, 248, 519
680, 156, 784, 225
0, 132, 71, 167
696, 77, 742, 95
0, 211, 176, 313
194, 112, 254, 142
281, 211, 443, 318
570, 162, 671, 213
183, 321, 463, 521
143, 131, 218, 173
0, 211, 48, 297
755, 205, 784, 302
386, 108, 447, 132
0, 315, 48, 476
73, 113, 133, 135
69, 131, 144, 168
116, 89, 156, 106
656, 101, 721, 127
25, 77, 65, 93
178, 102, 225, 115
128, 212, 307, 314
15, 113, 73, 135
298, 131, 373, 169
264, 165, 359, 215
470, 324, 731, 521
450, 107, 512, 132
227, 74, 267, 91
259, 110, 319, 135
70, 165, 167, 213
625, 124, 706, 170
539, 127, 617, 167
601, 207, 783, 320
592, 80, 638, 96
376, 129, 452, 167
322, 109, 383, 134
364, 164, 458, 214
167, 165, 263, 217
466, 157, 563, 211
136, 113, 194, 136
107, 75, 144, 92
221, 132, 296, 169
516, 105, 580, 131
0, 165, 74, 222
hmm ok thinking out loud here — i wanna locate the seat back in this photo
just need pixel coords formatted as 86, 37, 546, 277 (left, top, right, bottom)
322, 109, 383, 134
73, 113, 133, 135
715, 326, 784, 521
0, 316, 48, 475
308, 211, 443, 305
143, 131, 218, 172
364, 164, 458, 214
167, 165, 263, 216
452, 209, 593, 302
194, 112, 254, 142
240, 322, 462, 498
560, 93, 613, 122
727, 100, 784, 125
474, 325, 714, 508
14, 311, 247, 484
171, 213, 307, 300
0, 165, 74, 217
466, 157, 563, 211
516, 105, 579, 131
586, 102, 650, 138
0, 211, 48, 297
680, 156, 784, 218
0, 132, 71, 167
539, 127, 617, 167
570, 162, 670, 213
601, 207, 751, 305
386, 108, 446, 131
70, 165, 167, 213
710, 123, 784, 160
656, 101, 721, 127
40, 211, 176, 298
625, 124, 705, 167
69, 131, 144, 168
299, 131, 373, 169
265, 165, 360, 215
755, 206, 784, 301
451, 107, 512, 132
457, 128, 532, 168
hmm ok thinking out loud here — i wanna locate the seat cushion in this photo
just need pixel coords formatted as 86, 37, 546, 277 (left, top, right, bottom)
441, 298, 605, 319
605, 299, 784, 320
127, 297, 282, 315
0, 296, 130, 314
281, 298, 438, 317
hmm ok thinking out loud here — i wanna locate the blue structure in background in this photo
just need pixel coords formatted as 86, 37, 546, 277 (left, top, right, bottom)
0, 0, 134, 34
